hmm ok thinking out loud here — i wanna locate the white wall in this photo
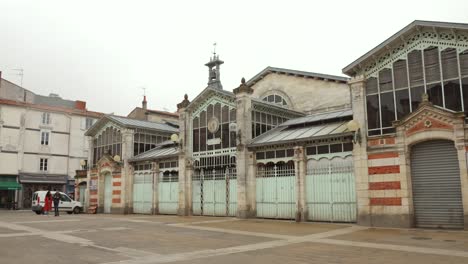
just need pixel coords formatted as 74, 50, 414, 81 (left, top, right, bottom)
251, 73, 350, 113
0, 104, 97, 179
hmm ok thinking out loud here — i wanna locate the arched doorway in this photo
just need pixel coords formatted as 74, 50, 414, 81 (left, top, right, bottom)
410, 140, 464, 229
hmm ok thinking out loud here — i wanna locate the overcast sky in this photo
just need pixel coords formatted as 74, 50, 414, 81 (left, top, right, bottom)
1, 0, 467, 115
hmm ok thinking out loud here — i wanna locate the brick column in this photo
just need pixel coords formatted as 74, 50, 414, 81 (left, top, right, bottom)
349, 76, 370, 226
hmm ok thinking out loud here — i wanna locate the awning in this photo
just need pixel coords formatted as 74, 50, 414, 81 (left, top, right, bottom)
0, 182, 22, 190
0, 176, 21, 190
19, 173, 67, 184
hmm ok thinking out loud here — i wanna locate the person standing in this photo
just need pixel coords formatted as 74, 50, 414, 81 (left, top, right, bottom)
53, 190, 61, 216
43, 191, 52, 216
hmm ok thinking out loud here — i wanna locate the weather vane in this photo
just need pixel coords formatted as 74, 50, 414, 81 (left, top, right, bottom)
141, 87, 146, 97
213, 42, 217, 56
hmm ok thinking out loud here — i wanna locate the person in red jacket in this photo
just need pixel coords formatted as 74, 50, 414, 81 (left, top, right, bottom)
43, 191, 52, 216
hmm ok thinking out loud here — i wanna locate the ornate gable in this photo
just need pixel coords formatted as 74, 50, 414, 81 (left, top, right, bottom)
393, 98, 464, 137
97, 153, 121, 173
187, 88, 236, 118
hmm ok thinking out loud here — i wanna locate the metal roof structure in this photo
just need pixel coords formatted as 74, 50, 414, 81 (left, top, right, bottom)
249, 110, 353, 147
86, 115, 178, 136
129, 145, 179, 162
280, 109, 352, 127
342, 20, 468, 76
247, 66, 349, 86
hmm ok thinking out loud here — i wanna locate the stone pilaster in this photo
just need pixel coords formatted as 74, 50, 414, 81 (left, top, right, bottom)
152, 161, 159, 215
177, 95, 192, 216
294, 146, 307, 222
121, 128, 134, 214
85, 136, 94, 211
348, 76, 370, 226
234, 78, 256, 218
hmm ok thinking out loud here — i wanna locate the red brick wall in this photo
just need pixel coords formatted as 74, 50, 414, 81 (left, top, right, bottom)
368, 165, 400, 174
370, 197, 402, 206
369, 181, 401, 190
368, 152, 399, 160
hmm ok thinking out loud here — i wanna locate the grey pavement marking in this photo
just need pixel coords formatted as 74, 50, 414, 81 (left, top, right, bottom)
102, 226, 364, 264
173, 224, 295, 239
167, 218, 239, 226
0, 232, 42, 238
315, 238, 468, 258
13, 219, 81, 224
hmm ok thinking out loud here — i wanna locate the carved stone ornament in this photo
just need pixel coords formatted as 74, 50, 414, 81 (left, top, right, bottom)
233, 77, 253, 95
177, 94, 190, 110
424, 119, 432, 128
207, 117, 220, 134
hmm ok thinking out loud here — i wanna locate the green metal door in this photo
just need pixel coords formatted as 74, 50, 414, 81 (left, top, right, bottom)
256, 161, 296, 219
79, 185, 86, 205
306, 154, 356, 222
158, 171, 179, 214
104, 173, 112, 213
192, 167, 236, 216
133, 171, 153, 214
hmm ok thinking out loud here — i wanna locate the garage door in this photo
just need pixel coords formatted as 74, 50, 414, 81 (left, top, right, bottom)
411, 140, 464, 229
306, 155, 356, 222
158, 171, 179, 214
133, 171, 153, 214
256, 161, 296, 219
192, 167, 237, 216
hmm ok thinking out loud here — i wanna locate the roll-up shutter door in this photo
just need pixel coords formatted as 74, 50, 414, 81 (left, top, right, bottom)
410, 140, 464, 229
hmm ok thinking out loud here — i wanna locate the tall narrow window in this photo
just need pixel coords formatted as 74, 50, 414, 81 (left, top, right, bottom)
39, 158, 48, 171
42, 113, 51, 125
85, 118, 94, 129
379, 69, 395, 128
393, 60, 410, 120
366, 77, 380, 134
40, 131, 50, 145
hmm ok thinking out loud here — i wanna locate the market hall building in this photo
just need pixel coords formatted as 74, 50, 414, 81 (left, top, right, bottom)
344, 20, 468, 229
86, 20, 468, 230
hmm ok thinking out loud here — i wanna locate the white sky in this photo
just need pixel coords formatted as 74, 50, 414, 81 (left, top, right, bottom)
1, 0, 467, 115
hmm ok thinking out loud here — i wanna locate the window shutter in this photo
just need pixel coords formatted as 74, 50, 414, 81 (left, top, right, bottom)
393, 60, 408, 89
460, 50, 468, 77
366, 77, 378, 94
408, 50, 424, 87
424, 47, 441, 83
441, 48, 458, 80
378, 68, 393, 92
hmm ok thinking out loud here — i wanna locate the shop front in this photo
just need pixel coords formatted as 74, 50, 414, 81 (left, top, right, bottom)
18, 173, 67, 209
0, 175, 21, 209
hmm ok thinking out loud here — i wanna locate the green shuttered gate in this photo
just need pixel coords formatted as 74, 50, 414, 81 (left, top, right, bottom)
133, 171, 153, 214
192, 167, 237, 216
158, 170, 179, 214
104, 173, 112, 214
256, 161, 296, 219
410, 140, 464, 229
306, 154, 356, 222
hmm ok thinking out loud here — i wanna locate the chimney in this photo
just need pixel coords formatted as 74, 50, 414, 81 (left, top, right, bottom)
142, 95, 147, 110
75, 100, 86, 110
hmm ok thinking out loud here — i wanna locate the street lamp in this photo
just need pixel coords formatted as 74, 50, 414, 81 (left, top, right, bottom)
346, 120, 361, 145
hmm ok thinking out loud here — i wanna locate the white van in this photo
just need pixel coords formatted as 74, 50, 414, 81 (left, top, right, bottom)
32, 191, 83, 215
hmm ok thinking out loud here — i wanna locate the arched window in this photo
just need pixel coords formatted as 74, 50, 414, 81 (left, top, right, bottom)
262, 94, 288, 107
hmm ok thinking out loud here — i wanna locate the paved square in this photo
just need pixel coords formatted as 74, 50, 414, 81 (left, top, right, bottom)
1, 211, 468, 264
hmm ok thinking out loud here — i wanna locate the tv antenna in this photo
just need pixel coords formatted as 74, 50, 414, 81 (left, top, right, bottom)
11, 68, 24, 87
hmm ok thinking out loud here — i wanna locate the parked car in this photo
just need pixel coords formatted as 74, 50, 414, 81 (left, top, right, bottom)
32, 191, 83, 215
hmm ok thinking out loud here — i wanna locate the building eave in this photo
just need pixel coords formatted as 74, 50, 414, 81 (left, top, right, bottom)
342, 20, 468, 76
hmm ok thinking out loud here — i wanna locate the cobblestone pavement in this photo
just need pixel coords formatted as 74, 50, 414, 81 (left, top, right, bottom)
1, 211, 468, 264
